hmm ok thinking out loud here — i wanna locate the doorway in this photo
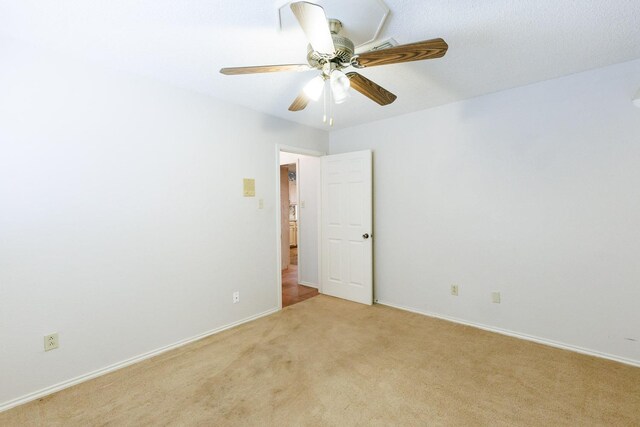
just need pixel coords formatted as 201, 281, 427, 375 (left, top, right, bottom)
279, 150, 321, 307
276, 147, 373, 308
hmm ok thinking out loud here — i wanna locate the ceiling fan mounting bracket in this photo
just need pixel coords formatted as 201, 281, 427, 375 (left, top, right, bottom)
328, 19, 343, 35
277, 0, 391, 48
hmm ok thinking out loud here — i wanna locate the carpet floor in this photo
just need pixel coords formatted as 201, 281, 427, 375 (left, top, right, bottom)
2, 295, 639, 426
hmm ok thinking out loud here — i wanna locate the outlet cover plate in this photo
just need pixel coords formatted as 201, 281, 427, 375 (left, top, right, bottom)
44, 333, 59, 351
492, 292, 501, 304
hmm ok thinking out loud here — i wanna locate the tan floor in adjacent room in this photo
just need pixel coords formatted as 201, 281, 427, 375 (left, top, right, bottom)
282, 264, 319, 307
2, 296, 639, 426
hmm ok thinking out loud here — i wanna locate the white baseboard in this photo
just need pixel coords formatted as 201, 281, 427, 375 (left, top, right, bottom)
0, 307, 280, 413
376, 300, 640, 368
298, 281, 319, 289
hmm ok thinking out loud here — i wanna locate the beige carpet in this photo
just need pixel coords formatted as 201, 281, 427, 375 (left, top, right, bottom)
2, 295, 639, 426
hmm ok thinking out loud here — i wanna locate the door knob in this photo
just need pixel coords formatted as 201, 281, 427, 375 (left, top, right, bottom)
363, 233, 370, 239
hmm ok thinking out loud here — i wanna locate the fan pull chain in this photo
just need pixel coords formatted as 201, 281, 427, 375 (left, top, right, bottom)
329, 82, 334, 127
322, 80, 327, 123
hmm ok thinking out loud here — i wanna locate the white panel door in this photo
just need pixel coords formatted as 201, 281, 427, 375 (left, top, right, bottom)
321, 150, 372, 305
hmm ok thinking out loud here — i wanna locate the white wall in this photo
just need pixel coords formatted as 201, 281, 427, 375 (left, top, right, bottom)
330, 59, 640, 364
280, 152, 321, 286
0, 36, 328, 408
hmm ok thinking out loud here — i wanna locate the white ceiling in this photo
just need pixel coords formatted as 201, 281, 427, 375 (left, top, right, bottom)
1, 0, 640, 130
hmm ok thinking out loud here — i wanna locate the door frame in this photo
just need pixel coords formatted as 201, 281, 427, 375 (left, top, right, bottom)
275, 144, 325, 310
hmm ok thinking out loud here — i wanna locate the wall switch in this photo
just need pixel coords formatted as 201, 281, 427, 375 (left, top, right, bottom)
44, 333, 59, 351
451, 284, 459, 296
301, 200, 306, 208
233, 291, 240, 304
492, 292, 501, 304
258, 198, 264, 209
243, 178, 255, 197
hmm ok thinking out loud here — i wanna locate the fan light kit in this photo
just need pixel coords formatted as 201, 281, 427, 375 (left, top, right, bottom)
220, 1, 448, 126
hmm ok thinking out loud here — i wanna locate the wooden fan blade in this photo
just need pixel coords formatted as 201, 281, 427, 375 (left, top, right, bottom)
346, 73, 397, 106
288, 92, 310, 112
354, 38, 448, 68
220, 64, 311, 75
290, 1, 335, 55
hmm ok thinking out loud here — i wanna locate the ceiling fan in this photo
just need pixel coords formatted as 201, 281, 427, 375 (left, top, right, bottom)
220, 1, 448, 124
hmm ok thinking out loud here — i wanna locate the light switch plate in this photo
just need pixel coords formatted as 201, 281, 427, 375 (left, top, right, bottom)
243, 178, 255, 197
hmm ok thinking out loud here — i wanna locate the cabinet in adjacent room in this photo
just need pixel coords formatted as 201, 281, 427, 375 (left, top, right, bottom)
289, 221, 298, 247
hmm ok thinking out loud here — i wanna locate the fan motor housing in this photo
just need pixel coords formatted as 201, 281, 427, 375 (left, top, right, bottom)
306, 20, 354, 68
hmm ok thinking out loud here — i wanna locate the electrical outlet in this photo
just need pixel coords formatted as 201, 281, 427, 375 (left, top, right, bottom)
44, 333, 59, 351
451, 284, 459, 296
233, 291, 240, 304
301, 200, 306, 208
258, 199, 264, 209
492, 292, 501, 304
